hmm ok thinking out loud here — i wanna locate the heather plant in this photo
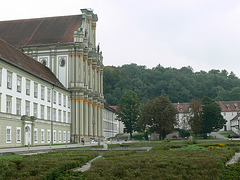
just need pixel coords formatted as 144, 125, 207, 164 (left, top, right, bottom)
86, 148, 235, 179
0, 150, 98, 180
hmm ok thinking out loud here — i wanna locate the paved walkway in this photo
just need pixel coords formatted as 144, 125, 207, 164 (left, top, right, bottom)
226, 152, 240, 166
72, 155, 103, 172
210, 132, 228, 140
0, 142, 104, 155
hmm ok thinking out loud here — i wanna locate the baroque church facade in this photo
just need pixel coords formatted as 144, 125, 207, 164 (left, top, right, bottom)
0, 9, 105, 146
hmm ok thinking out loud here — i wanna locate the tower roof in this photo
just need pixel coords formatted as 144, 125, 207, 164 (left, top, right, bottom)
0, 14, 83, 47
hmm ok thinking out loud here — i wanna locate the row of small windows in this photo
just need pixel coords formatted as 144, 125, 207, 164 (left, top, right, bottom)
5, 96, 70, 122
103, 121, 117, 131
3, 70, 70, 108
5, 126, 70, 144
103, 111, 115, 121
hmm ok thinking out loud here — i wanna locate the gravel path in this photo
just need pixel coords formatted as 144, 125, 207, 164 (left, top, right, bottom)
226, 153, 240, 166
72, 155, 102, 172
210, 132, 228, 139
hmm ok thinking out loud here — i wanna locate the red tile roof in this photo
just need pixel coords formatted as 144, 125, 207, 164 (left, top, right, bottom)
173, 103, 191, 113
217, 101, 240, 112
105, 104, 116, 113
0, 15, 83, 47
0, 38, 65, 88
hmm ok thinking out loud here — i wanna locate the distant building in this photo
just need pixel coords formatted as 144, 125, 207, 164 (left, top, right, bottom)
103, 105, 124, 138
174, 101, 240, 132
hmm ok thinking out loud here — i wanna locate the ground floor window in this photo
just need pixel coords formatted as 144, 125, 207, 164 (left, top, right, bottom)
59, 131, 62, 143
34, 129, 38, 143
16, 127, 21, 143
47, 130, 51, 143
68, 131, 70, 142
41, 129, 44, 143
63, 131, 66, 142
53, 130, 56, 143
6, 126, 11, 143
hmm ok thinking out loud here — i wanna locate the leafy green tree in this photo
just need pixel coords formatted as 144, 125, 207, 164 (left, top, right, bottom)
139, 94, 178, 140
188, 98, 203, 139
116, 90, 142, 139
103, 64, 240, 105
201, 97, 226, 138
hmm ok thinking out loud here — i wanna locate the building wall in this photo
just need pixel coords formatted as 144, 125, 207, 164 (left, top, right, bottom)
103, 109, 124, 138
221, 111, 238, 131
0, 58, 71, 147
21, 10, 105, 143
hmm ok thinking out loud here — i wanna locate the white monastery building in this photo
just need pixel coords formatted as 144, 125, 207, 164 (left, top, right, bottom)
0, 9, 112, 147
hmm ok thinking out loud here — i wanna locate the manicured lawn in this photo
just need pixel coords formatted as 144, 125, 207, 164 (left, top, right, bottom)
64, 140, 240, 179
1, 140, 240, 179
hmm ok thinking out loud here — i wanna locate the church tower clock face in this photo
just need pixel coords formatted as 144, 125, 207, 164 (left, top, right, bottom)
60, 58, 65, 67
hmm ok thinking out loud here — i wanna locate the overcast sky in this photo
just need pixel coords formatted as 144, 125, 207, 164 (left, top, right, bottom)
1, 0, 240, 77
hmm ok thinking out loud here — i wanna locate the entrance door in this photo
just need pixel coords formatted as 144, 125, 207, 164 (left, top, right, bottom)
25, 126, 31, 146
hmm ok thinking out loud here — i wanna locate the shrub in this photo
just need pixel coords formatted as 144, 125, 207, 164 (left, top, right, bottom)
175, 128, 190, 138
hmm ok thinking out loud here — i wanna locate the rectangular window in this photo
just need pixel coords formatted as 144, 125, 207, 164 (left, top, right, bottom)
63, 131, 66, 142
58, 110, 61, 122
25, 101, 30, 116
41, 85, 45, 100
53, 130, 56, 142
59, 131, 62, 142
47, 88, 51, 102
47, 130, 51, 143
7, 72, 12, 89
34, 83, 38, 98
53, 108, 56, 121
47, 107, 50, 120
41, 105, 44, 119
26, 80, 30, 95
58, 93, 61, 105
16, 98, 21, 115
63, 95, 66, 107
6, 126, 11, 143
68, 131, 70, 142
34, 103, 38, 117
63, 111, 66, 123
16, 127, 21, 143
34, 128, 38, 143
53, 91, 56, 104
17, 76, 22, 92
68, 97, 71, 108
6, 96, 12, 114
68, 112, 71, 124
41, 129, 44, 143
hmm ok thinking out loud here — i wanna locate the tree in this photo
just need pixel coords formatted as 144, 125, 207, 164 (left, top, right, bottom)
116, 90, 142, 139
201, 97, 226, 138
189, 97, 226, 139
139, 94, 178, 140
188, 98, 203, 139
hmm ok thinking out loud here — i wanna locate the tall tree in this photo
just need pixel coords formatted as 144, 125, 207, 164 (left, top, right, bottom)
139, 94, 178, 140
116, 90, 141, 139
201, 97, 226, 138
188, 98, 203, 139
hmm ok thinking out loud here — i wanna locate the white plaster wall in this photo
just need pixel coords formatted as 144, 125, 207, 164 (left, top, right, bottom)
0, 63, 71, 123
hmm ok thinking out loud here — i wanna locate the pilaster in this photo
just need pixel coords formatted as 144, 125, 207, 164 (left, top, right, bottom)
83, 99, 89, 136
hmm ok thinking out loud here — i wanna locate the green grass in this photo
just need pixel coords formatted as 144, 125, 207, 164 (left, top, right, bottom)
69, 146, 91, 150
0, 154, 23, 159
219, 132, 236, 138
